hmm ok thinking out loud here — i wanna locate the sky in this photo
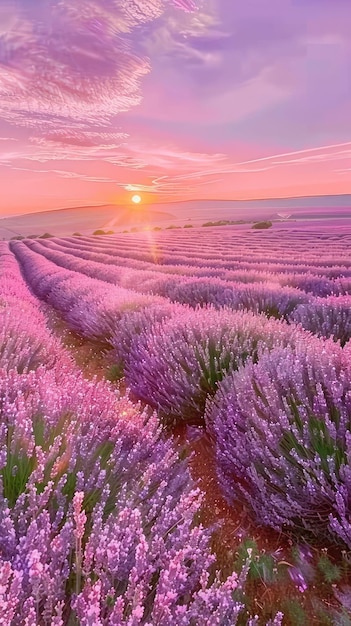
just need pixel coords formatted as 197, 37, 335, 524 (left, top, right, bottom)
0, 0, 350, 216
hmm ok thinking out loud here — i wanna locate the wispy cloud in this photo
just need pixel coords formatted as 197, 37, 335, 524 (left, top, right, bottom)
236, 142, 351, 167
6, 165, 116, 184
116, 141, 351, 196
0, 0, 197, 133
0, 1, 151, 130
35, 130, 129, 148
2, 138, 350, 200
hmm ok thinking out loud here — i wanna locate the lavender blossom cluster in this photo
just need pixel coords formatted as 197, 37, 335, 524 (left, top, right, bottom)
290, 295, 351, 346
0, 243, 70, 373
1, 365, 249, 624
123, 306, 309, 425
207, 340, 351, 547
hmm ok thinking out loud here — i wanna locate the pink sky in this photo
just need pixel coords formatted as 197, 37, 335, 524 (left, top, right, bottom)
0, 0, 350, 216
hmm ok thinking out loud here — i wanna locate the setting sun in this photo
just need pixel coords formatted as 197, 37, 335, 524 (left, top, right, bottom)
131, 194, 142, 204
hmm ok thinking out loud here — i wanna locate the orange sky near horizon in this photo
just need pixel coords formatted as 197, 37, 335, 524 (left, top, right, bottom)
0, 0, 351, 217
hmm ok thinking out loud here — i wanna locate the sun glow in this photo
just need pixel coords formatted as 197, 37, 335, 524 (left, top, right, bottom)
131, 194, 142, 204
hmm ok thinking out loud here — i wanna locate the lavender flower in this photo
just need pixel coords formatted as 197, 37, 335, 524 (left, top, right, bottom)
290, 295, 351, 345
208, 340, 351, 546
125, 306, 308, 425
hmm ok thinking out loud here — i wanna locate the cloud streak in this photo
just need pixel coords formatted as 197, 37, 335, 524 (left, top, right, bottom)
116, 141, 351, 196
0, 0, 197, 132
0, 1, 152, 129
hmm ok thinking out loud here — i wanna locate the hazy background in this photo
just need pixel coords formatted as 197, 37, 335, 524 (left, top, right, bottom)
1, 195, 351, 239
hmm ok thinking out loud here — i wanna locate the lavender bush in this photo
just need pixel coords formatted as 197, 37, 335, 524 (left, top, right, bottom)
40, 236, 347, 296
111, 302, 186, 370
290, 296, 351, 346
0, 244, 68, 373
207, 341, 351, 546
48, 230, 351, 279
30, 239, 311, 318
125, 306, 308, 425
232, 282, 309, 319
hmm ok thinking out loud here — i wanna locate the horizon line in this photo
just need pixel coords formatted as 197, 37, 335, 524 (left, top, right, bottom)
1, 191, 351, 220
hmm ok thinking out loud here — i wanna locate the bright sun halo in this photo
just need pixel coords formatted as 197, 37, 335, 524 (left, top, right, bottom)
131, 194, 142, 204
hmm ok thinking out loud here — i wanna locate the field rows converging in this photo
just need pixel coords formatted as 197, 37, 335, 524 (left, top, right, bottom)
10, 230, 351, 346
3, 1, 351, 624
1, 241, 256, 625
3, 226, 351, 624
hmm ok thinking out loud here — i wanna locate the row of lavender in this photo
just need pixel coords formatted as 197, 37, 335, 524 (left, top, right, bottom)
64, 229, 351, 270
0, 242, 268, 625
42, 233, 351, 280
72, 227, 351, 262
10, 240, 351, 552
15, 237, 351, 346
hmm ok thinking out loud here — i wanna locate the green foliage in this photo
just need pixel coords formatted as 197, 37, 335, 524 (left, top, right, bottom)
280, 599, 308, 625
2, 413, 117, 517
202, 220, 248, 227
106, 363, 124, 382
317, 554, 341, 584
2, 432, 36, 506
39, 233, 54, 238
92, 229, 114, 236
72, 232, 82, 236
234, 539, 279, 585
252, 221, 273, 229
153, 226, 162, 231
280, 410, 346, 480
250, 553, 277, 584
2, 414, 71, 505
183, 224, 194, 228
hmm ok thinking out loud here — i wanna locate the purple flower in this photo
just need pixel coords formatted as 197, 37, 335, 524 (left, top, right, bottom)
208, 339, 351, 545
125, 305, 309, 425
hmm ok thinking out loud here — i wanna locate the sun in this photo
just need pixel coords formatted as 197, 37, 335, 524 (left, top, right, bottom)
131, 194, 142, 204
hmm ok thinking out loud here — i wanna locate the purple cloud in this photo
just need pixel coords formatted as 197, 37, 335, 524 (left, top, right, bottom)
172, 0, 197, 10
0, 0, 197, 132
139, 0, 351, 131
35, 130, 128, 148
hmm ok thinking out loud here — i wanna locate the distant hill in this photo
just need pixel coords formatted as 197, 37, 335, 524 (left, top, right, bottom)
1, 194, 350, 239
154, 196, 351, 224
150, 195, 351, 220
0, 204, 175, 238
157, 194, 351, 209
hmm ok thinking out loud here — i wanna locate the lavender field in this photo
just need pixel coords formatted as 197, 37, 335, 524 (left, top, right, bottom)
2, 0, 351, 620
0, 223, 350, 625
